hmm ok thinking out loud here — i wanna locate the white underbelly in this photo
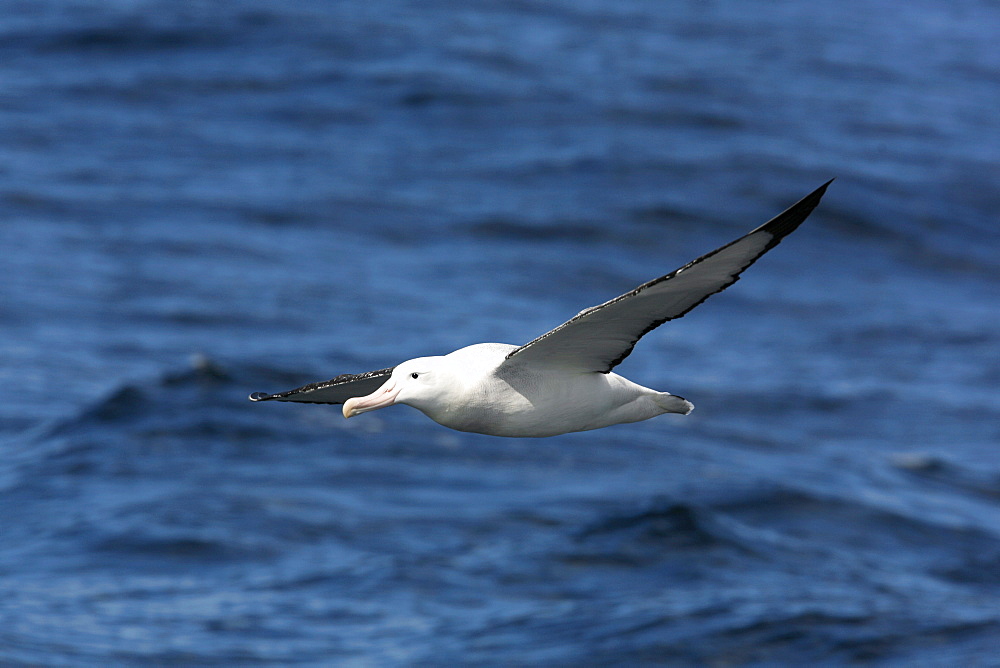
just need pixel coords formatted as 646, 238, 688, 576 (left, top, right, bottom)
433, 370, 667, 437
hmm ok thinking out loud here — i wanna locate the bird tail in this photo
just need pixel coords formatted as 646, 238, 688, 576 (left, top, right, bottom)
655, 393, 694, 415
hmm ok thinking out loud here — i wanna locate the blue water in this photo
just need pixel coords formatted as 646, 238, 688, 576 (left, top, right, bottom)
2, 1, 999, 665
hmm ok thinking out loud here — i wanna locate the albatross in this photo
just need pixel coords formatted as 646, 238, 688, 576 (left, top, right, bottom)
250, 181, 831, 437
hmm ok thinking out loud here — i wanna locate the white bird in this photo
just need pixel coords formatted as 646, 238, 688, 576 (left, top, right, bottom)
250, 181, 831, 437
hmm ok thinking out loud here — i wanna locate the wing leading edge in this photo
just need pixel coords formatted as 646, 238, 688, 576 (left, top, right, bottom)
502, 180, 832, 374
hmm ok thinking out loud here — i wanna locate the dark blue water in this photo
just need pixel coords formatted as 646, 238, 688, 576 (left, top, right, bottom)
2, 1, 999, 665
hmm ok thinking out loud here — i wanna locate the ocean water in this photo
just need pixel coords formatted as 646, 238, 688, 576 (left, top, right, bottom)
2, 1, 999, 665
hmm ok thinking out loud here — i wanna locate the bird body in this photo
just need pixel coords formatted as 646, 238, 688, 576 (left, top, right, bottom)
251, 182, 831, 437
358, 343, 692, 437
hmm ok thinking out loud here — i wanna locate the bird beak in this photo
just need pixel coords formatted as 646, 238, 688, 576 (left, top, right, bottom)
343, 380, 401, 418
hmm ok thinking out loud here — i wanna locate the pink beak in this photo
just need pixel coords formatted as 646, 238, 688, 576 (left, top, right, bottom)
342, 379, 401, 418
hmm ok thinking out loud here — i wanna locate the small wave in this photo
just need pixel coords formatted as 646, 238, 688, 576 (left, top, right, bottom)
579, 500, 720, 546
892, 452, 1000, 501
5, 23, 233, 55
6, 355, 319, 493
467, 217, 608, 243
90, 534, 241, 561
568, 498, 769, 569
396, 86, 500, 109
45, 356, 233, 435
821, 197, 1000, 277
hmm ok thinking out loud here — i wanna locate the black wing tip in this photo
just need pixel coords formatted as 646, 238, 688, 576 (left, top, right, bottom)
757, 178, 834, 240
249, 391, 272, 402
812, 177, 835, 201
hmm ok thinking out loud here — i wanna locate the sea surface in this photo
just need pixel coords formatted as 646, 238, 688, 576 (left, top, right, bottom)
2, 1, 999, 665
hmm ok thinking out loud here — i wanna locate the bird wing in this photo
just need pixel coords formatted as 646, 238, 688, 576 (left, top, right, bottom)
249, 367, 394, 404
501, 181, 831, 374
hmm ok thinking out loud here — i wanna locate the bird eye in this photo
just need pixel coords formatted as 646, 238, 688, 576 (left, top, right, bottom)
410, 372, 419, 379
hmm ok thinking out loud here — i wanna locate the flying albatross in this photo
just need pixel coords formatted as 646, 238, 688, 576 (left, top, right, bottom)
251, 181, 831, 437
